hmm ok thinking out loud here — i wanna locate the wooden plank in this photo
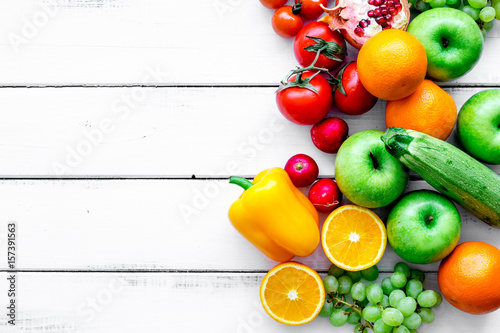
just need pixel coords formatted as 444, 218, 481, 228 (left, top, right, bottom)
0, 179, 498, 271
0, 272, 497, 332
0, 1, 498, 85
0, 86, 496, 177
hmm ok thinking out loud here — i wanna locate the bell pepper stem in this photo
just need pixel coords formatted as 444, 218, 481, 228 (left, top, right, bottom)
229, 176, 254, 190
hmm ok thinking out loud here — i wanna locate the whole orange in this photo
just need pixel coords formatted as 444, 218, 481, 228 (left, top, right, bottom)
357, 29, 427, 101
385, 80, 457, 140
438, 241, 500, 315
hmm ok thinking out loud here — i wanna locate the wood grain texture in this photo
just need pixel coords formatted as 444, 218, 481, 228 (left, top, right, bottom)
0, 179, 497, 271
0, 272, 497, 332
0, 87, 496, 177
0, 0, 498, 85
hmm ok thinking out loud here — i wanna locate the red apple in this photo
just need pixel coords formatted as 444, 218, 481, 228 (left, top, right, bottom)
308, 179, 342, 212
310, 118, 349, 154
284, 154, 319, 187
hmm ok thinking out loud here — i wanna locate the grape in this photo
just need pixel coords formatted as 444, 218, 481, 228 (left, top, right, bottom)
405, 279, 423, 299
339, 275, 353, 294
394, 262, 411, 278
389, 290, 406, 308
358, 297, 370, 307
397, 297, 417, 317
347, 271, 362, 283
330, 309, 349, 327
423, 0, 432, 3
418, 308, 435, 323
362, 305, 383, 322
393, 326, 410, 333
351, 282, 366, 301
495, 1, 500, 19
432, 291, 443, 308
447, 0, 462, 8
355, 324, 368, 333
481, 20, 495, 31
347, 309, 362, 325
367, 283, 384, 304
319, 299, 335, 317
323, 275, 339, 294
446, 0, 459, 5
329, 264, 345, 278
382, 307, 404, 326
409, 330, 419, 333
430, 0, 446, 7
391, 272, 407, 289
381, 294, 390, 308
417, 290, 438, 308
463, 5, 481, 20
410, 269, 425, 283
403, 312, 422, 330
481, 28, 488, 40
480, 6, 496, 22
469, 0, 487, 8
382, 277, 398, 295
414, 0, 431, 11
374, 318, 393, 333
361, 265, 379, 281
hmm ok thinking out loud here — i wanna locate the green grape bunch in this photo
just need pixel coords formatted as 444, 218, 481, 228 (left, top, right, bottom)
409, 0, 499, 37
319, 262, 443, 333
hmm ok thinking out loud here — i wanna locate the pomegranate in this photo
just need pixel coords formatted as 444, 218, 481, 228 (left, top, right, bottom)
319, 0, 410, 49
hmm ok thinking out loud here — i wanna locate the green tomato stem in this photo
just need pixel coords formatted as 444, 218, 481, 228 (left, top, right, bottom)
280, 45, 338, 85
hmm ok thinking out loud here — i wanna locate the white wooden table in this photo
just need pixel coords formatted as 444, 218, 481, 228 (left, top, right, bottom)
0, 0, 499, 332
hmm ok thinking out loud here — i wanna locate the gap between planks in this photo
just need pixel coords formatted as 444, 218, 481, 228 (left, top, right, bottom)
0, 269, 439, 274
0, 84, 499, 88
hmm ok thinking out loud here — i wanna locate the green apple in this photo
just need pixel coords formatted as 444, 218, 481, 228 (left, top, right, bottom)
335, 130, 408, 208
387, 190, 461, 265
457, 89, 500, 165
407, 8, 483, 82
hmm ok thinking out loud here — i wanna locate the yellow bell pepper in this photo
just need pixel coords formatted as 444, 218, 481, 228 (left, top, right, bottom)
228, 168, 319, 262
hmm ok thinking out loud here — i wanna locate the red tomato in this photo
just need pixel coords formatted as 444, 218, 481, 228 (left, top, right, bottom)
294, 22, 346, 71
259, 0, 287, 9
272, 6, 303, 38
276, 72, 333, 125
300, 0, 329, 19
334, 62, 378, 116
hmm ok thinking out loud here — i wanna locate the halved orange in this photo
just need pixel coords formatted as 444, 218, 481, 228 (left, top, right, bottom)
322, 205, 387, 271
260, 262, 325, 326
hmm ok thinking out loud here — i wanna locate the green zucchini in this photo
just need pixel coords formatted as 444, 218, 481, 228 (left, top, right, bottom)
381, 127, 500, 228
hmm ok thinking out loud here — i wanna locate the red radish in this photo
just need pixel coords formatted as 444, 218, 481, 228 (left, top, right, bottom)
308, 179, 343, 212
310, 118, 349, 154
284, 154, 319, 187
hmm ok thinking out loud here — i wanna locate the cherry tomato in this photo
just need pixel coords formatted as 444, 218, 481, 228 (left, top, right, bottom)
272, 6, 303, 38
334, 62, 378, 116
294, 22, 346, 71
276, 72, 333, 125
259, 0, 287, 9
300, 0, 329, 19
